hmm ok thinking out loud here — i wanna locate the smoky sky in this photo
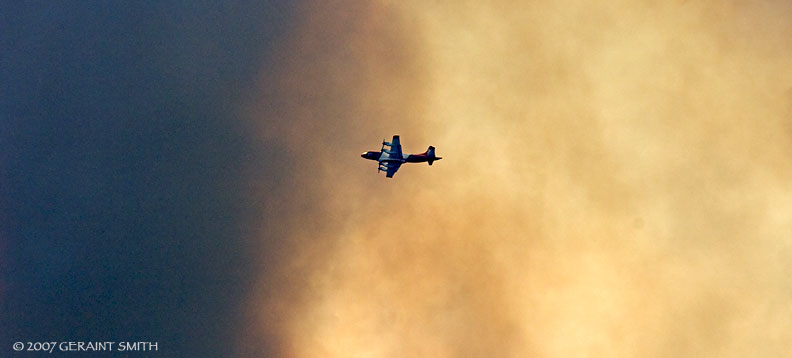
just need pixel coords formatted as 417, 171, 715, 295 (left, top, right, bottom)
4, 1, 792, 357
1, 2, 298, 356
243, 1, 792, 357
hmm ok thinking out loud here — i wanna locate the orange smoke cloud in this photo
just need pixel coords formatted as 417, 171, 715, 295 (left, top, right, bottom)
243, 1, 792, 356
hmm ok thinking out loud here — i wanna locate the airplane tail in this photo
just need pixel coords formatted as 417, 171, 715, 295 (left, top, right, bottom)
426, 146, 441, 165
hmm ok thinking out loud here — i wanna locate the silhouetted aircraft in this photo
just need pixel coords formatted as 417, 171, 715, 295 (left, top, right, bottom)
361, 135, 442, 178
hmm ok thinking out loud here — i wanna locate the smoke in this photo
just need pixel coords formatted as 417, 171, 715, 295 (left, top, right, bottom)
243, 0, 792, 356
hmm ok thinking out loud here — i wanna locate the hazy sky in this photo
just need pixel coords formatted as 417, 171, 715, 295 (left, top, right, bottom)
2, 2, 296, 356
3, 1, 792, 357
244, 1, 792, 357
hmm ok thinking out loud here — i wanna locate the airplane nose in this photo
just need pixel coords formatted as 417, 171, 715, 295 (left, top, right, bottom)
361, 152, 367, 158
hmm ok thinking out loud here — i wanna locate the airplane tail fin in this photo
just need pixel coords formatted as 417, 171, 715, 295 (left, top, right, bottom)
426, 146, 441, 165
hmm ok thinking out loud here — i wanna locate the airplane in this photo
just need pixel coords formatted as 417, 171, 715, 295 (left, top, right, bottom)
361, 135, 442, 178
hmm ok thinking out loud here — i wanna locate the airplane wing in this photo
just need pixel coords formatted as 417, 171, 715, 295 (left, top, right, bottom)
378, 135, 404, 178
387, 135, 402, 158
384, 161, 402, 178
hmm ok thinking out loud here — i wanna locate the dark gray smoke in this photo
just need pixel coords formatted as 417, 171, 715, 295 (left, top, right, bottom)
2, 2, 297, 356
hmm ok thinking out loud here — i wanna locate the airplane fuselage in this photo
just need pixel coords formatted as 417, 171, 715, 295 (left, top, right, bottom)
360, 151, 436, 163
361, 135, 441, 178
